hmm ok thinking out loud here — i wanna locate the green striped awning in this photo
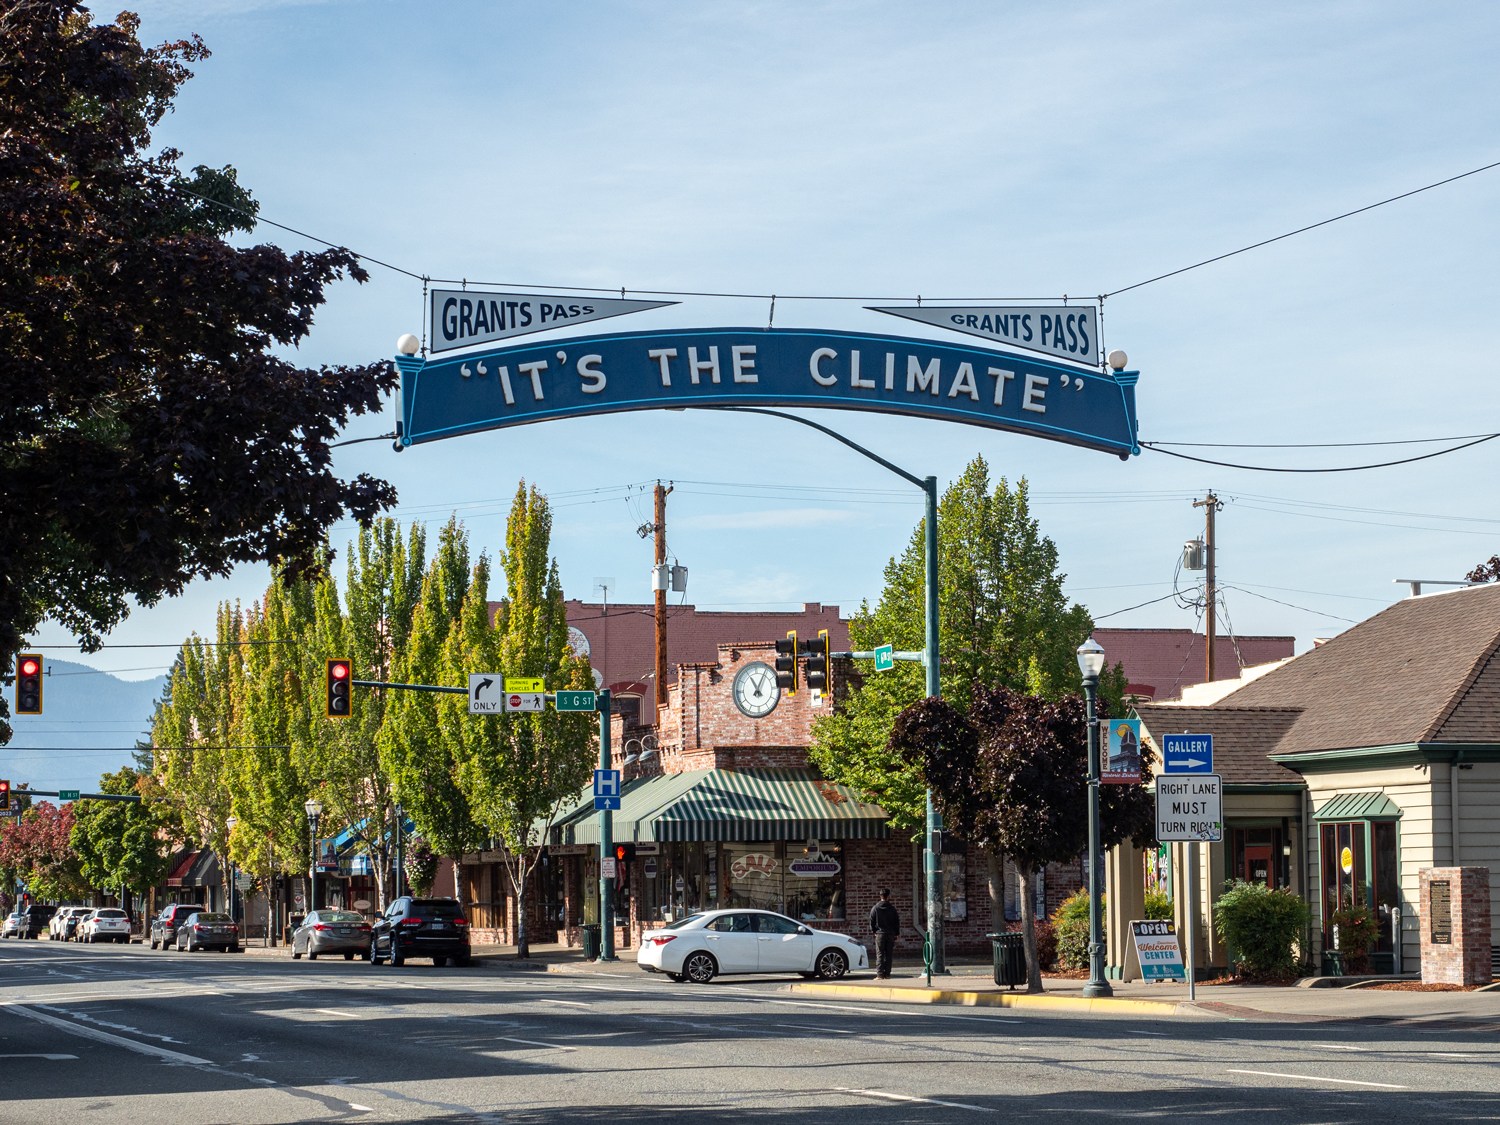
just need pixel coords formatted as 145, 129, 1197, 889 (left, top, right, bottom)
652, 768, 890, 842
1313, 791, 1403, 820
551, 768, 891, 845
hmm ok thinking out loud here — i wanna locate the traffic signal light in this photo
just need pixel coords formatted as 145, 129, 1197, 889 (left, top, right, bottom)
326, 659, 352, 718
15, 654, 41, 715
775, 631, 798, 694
0, 780, 10, 812
613, 842, 636, 865
803, 630, 830, 692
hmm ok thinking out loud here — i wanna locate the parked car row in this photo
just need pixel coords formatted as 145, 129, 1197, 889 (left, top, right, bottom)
48, 905, 131, 943
0, 904, 56, 939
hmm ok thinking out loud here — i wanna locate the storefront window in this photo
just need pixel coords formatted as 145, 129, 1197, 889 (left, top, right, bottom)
719, 842, 847, 922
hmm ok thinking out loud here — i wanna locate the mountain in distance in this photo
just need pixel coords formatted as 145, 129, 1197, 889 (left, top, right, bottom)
5, 659, 168, 795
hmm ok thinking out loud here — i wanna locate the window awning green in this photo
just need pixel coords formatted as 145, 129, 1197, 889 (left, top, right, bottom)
551, 768, 891, 845
1313, 791, 1403, 820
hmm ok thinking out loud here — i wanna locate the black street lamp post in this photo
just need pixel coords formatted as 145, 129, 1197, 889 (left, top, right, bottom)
304, 798, 322, 915
1077, 638, 1113, 999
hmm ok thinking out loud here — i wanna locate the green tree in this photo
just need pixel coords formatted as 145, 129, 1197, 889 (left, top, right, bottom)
809, 456, 1119, 926
69, 767, 174, 912
0, 4, 397, 742
890, 688, 1155, 991
441, 485, 594, 957
381, 518, 486, 903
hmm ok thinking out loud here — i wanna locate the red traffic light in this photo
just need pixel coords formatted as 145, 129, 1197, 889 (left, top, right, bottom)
326, 659, 353, 718
15, 653, 42, 715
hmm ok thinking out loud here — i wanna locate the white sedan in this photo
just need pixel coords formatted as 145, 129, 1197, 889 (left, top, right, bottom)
637, 908, 868, 984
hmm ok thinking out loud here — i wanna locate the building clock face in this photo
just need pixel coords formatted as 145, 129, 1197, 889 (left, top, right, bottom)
732, 661, 781, 718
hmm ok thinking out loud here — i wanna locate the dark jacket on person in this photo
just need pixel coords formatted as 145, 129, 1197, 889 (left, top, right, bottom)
869, 899, 900, 936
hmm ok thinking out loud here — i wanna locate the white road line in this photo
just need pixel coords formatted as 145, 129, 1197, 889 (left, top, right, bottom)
782, 1023, 855, 1035
1309, 1044, 1365, 1051
496, 1036, 574, 1052
836, 1086, 991, 1114
1126, 1030, 1167, 1036
538, 1000, 589, 1007
5, 1004, 213, 1066
1227, 1069, 1408, 1090
348, 1104, 374, 1112
761, 997, 1021, 1023
0, 1053, 77, 1060
313, 1008, 364, 1019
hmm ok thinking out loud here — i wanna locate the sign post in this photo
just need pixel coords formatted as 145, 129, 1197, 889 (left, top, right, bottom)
1157, 734, 1221, 1001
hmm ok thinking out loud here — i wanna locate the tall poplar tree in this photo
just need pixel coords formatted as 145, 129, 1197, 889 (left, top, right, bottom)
441, 485, 593, 957
809, 456, 1122, 924
381, 518, 485, 902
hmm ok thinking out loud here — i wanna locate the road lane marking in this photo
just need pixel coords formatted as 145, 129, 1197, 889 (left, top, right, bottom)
538, 999, 589, 1007
782, 1023, 854, 1035
5, 1004, 213, 1065
0, 1053, 77, 1060
836, 1086, 990, 1113
761, 997, 1021, 1023
1126, 1030, 1167, 1036
496, 1036, 574, 1051
1227, 1069, 1408, 1090
1309, 1043, 1365, 1051
313, 1008, 364, 1019
348, 1104, 374, 1113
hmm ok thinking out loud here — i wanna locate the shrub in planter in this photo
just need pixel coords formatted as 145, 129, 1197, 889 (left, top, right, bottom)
1327, 894, 1381, 973
1051, 889, 1098, 971
1144, 890, 1173, 921
1213, 880, 1310, 979
1010, 918, 1058, 970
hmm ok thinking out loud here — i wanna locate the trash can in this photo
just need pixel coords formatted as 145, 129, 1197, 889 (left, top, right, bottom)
581, 923, 601, 961
986, 931, 1027, 989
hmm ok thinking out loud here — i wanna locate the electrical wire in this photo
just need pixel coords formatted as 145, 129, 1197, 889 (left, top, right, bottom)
1141, 433, 1499, 473
1218, 584, 1357, 624
1104, 158, 1500, 297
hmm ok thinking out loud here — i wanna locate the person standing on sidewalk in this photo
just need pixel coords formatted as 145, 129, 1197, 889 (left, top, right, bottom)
869, 888, 900, 979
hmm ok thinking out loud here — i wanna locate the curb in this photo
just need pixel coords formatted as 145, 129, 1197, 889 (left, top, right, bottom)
789, 981, 1199, 1017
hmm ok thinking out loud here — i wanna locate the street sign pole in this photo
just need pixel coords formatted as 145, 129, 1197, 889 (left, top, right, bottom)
596, 689, 616, 962
1186, 842, 1197, 1002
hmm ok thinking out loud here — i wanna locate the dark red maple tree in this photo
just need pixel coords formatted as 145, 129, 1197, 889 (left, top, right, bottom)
0, 3, 398, 740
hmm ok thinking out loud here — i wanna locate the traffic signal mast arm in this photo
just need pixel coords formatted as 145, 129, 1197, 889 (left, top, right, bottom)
349, 678, 469, 695
837, 650, 926, 663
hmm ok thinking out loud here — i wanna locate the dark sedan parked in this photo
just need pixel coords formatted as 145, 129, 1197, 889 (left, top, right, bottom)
174, 911, 240, 952
369, 896, 471, 967
291, 910, 371, 961
150, 903, 205, 950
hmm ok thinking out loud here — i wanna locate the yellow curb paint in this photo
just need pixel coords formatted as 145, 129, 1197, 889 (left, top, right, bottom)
790, 983, 1187, 1017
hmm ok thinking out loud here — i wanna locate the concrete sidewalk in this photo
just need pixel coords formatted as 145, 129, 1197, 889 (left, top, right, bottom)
235, 938, 1500, 1027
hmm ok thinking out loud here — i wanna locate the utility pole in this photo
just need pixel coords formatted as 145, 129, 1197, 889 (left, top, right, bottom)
1193, 492, 1223, 682
653, 481, 673, 711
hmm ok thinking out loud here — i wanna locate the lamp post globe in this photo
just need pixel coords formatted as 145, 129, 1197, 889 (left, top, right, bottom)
1077, 638, 1113, 999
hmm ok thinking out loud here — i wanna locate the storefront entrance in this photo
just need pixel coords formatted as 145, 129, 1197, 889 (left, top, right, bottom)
1318, 816, 1399, 972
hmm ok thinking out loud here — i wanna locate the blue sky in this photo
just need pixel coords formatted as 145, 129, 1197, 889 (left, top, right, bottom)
31, 1, 1500, 692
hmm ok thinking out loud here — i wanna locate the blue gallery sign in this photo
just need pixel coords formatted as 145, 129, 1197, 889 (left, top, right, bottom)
1161, 733, 1213, 775
396, 327, 1140, 458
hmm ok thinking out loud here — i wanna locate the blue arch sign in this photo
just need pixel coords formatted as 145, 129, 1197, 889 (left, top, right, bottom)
396, 327, 1140, 458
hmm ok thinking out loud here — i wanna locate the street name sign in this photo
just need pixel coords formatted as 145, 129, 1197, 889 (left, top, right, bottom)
502, 692, 546, 713
469, 674, 504, 714
873, 643, 895, 672
555, 690, 598, 712
58, 790, 80, 801
593, 768, 622, 811
1155, 774, 1222, 842
504, 676, 545, 693
1161, 733, 1213, 775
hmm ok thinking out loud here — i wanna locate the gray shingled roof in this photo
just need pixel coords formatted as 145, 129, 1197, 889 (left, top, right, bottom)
1218, 583, 1500, 754
1135, 705, 1304, 784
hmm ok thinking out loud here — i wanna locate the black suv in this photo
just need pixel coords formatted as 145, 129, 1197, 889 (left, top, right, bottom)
20, 904, 56, 939
369, 897, 471, 967
150, 903, 206, 950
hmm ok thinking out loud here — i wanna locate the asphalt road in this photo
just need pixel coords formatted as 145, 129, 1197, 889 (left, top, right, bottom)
1, 939, 1498, 1123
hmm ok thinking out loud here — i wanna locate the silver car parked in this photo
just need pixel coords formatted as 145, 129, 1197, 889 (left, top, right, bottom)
291, 910, 372, 961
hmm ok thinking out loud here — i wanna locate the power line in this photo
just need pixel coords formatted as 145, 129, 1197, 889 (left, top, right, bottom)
1104, 158, 1500, 297
1141, 433, 1499, 473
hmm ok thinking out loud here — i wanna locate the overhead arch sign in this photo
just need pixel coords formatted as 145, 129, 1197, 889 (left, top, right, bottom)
395, 326, 1140, 458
